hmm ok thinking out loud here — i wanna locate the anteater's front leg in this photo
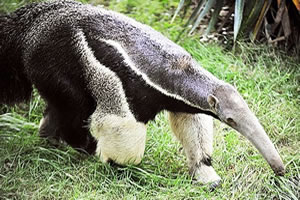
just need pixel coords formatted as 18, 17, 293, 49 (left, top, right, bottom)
64, 31, 148, 165
87, 70, 147, 165
169, 112, 221, 186
84, 52, 146, 165
90, 110, 146, 165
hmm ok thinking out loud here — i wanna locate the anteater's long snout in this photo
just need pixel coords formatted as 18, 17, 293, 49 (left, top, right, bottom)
235, 112, 285, 176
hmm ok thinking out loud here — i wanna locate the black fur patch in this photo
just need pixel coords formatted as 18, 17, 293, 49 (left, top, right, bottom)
85, 36, 219, 123
201, 156, 212, 166
0, 16, 32, 105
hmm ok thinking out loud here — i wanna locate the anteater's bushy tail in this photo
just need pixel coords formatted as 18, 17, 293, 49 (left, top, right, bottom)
0, 14, 33, 105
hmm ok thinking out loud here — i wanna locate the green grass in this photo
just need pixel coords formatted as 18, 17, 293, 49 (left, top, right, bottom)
1, 0, 299, 199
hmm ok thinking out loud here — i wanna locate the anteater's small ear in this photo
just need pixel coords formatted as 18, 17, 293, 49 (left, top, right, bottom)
207, 94, 219, 110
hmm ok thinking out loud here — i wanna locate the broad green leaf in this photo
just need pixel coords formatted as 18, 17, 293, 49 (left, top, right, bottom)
204, 0, 223, 35
186, 0, 205, 26
171, 0, 185, 23
175, 0, 205, 41
189, 0, 217, 34
250, 0, 272, 41
240, 0, 264, 34
234, 0, 245, 42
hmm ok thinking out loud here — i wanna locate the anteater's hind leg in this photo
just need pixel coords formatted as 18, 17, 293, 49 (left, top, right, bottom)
39, 105, 60, 142
24, 28, 100, 154
169, 112, 221, 187
35, 79, 97, 154
38, 101, 97, 154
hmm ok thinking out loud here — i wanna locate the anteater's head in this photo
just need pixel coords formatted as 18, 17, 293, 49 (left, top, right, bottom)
207, 83, 285, 176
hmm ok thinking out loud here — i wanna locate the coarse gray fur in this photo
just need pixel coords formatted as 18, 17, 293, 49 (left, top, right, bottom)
21, 0, 222, 112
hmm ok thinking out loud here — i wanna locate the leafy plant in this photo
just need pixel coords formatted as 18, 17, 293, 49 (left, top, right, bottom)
173, 0, 300, 52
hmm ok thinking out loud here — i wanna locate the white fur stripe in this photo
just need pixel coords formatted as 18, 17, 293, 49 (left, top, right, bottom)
75, 31, 133, 117
100, 39, 211, 112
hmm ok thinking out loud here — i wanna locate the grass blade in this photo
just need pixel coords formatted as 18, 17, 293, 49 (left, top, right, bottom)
234, 0, 245, 42
0, 113, 38, 131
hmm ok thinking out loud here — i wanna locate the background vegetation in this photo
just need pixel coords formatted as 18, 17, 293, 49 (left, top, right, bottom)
0, 0, 299, 199
173, 0, 300, 53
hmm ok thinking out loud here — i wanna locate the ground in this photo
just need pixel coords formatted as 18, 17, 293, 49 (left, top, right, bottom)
0, 0, 299, 199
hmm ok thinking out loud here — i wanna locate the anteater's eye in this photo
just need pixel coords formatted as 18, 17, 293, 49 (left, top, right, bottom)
226, 117, 237, 127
